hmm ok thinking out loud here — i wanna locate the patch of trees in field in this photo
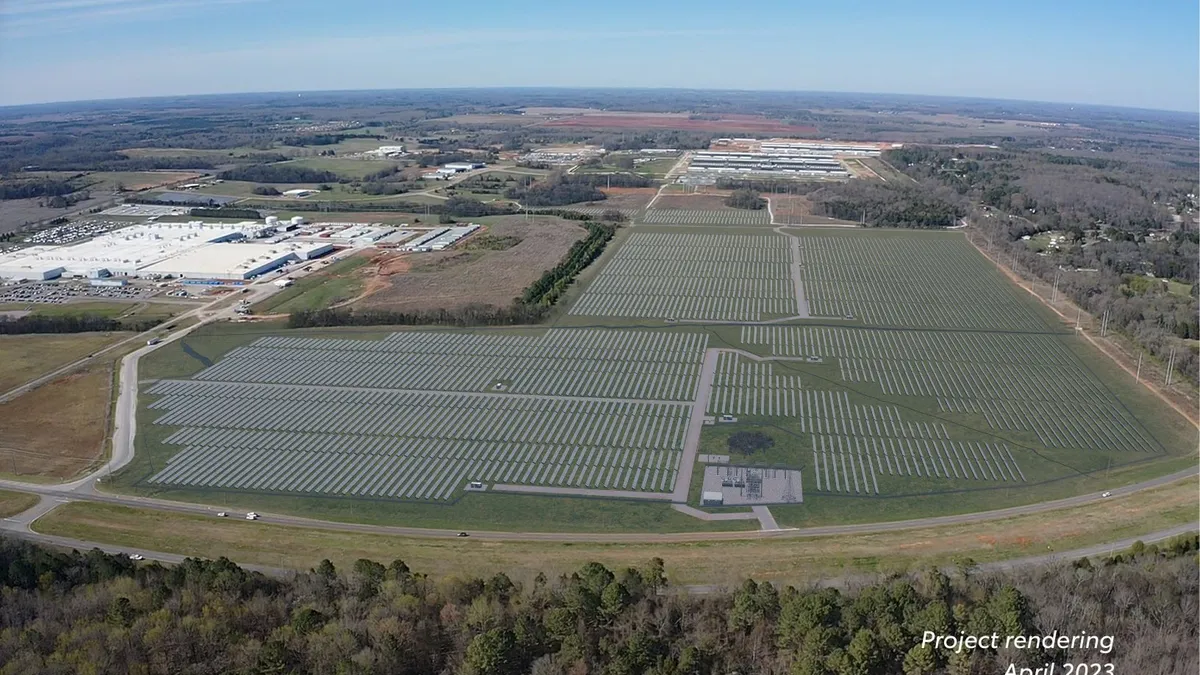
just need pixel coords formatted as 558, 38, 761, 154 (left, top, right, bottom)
503, 173, 646, 207
727, 430, 774, 454
725, 188, 767, 210
0, 533, 1193, 674
217, 164, 339, 184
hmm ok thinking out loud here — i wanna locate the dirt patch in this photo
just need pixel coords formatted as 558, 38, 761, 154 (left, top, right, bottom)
0, 365, 112, 478
598, 187, 658, 211
651, 194, 741, 211
355, 216, 587, 312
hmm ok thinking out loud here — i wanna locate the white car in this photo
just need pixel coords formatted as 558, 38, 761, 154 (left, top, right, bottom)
1101, 491, 1112, 498
128, 554, 144, 561
216, 512, 227, 517
245, 512, 259, 520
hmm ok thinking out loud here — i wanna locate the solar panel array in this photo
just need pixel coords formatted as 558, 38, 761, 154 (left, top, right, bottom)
798, 232, 1049, 330
641, 208, 772, 226
705, 352, 1025, 494
740, 326, 1159, 454
569, 232, 797, 321
146, 329, 707, 500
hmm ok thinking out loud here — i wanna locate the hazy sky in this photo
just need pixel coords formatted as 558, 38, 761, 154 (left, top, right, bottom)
1, 0, 1197, 111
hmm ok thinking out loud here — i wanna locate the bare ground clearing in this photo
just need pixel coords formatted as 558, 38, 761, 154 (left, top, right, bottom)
354, 216, 586, 312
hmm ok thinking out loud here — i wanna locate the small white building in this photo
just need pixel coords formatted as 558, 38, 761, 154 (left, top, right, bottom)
283, 189, 320, 198
701, 491, 725, 506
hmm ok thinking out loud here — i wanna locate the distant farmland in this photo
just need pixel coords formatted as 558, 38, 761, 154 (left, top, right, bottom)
541, 112, 817, 134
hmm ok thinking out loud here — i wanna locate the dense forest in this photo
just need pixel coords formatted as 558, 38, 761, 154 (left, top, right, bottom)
0, 533, 1193, 674
504, 174, 607, 207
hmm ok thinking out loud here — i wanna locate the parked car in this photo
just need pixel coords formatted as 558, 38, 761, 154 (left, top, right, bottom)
245, 512, 259, 520
216, 512, 227, 517
128, 554, 144, 561
457, 532, 469, 538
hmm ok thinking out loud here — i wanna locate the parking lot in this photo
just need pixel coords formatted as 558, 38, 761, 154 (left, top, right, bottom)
20, 219, 136, 246
0, 281, 156, 304
101, 204, 191, 217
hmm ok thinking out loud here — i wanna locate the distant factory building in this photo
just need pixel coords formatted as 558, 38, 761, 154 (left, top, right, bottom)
283, 188, 320, 198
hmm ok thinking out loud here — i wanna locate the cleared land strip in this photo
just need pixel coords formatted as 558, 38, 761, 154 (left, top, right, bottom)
491, 485, 672, 500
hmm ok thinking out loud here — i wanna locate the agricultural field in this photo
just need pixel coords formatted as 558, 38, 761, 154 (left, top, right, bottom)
0, 331, 129, 393
136, 329, 707, 501
568, 231, 798, 321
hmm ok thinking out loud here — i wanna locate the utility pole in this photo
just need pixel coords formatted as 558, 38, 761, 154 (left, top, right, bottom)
1135, 353, 1143, 383
1051, 269, 1061, 302
1074, 306, 1081, 331
1165, 348, 1177, 386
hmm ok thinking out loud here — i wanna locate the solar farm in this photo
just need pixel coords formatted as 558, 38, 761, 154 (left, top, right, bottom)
567, 232, 799, 321
125, 219, 1192, 529
641, 208, 773, 226
144, 329, 706, 499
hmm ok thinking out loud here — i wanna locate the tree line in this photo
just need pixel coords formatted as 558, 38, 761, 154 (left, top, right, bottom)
217, 164, 340, 184
0, 177, 80, 200
520, 222, 616, 306
0, 532, 1192, 674
0, 314, 159, 335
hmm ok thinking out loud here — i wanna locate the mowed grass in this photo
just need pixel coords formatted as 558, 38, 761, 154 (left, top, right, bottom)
0, 332, 129, 392
252, 254, 371, 314
282, 157, 401, 179
0, 364, 114, 479
0, 490, 39, 518
34, 476, 1197, 585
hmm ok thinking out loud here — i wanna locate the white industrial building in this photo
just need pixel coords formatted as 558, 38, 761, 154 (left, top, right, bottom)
139, 242, 333, 280
0, 221, 329, 282
282, 189, 320, 198
0, 222, 262, 281
399, 225, 480, 252
364, 145, 406, 158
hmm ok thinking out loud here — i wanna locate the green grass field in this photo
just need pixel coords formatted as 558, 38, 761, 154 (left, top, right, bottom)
32, 476, 1198, 584
250, 254, 371, 314
0, 332, 131, 392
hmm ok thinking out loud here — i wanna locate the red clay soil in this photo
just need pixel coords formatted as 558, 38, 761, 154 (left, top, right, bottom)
543, 114, 816, 134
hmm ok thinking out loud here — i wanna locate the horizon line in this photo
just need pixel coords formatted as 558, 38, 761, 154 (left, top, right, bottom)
2, 86, 1197, 117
